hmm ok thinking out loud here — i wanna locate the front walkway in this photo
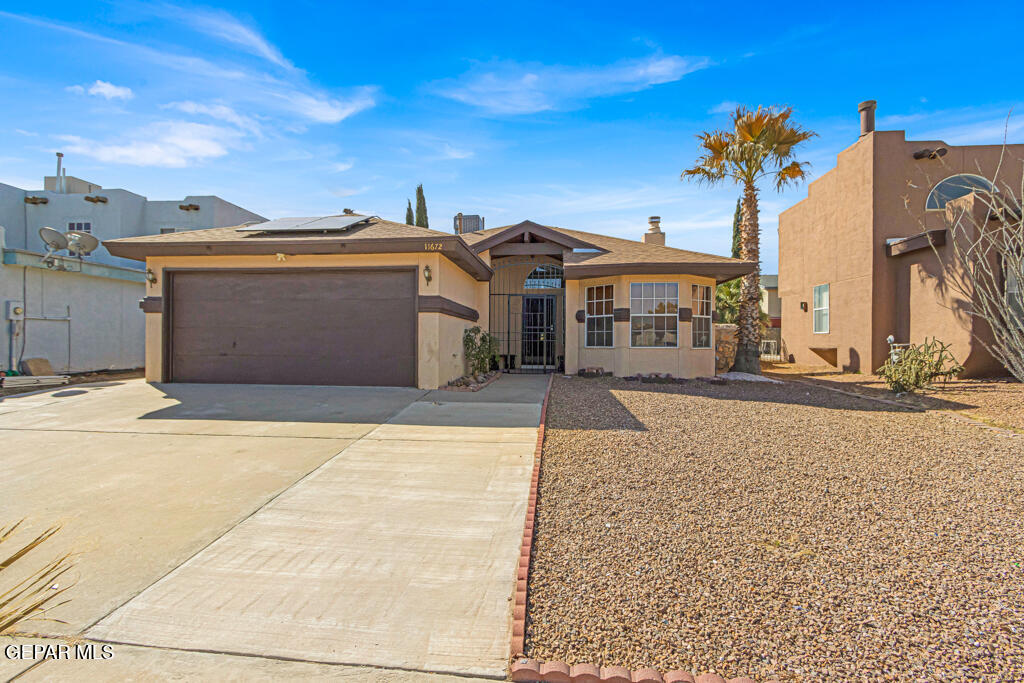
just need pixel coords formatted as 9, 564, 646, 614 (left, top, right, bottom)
1, 375, 547, 679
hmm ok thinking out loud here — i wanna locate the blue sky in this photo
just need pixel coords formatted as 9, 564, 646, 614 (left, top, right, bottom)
2, 1, 1022, 272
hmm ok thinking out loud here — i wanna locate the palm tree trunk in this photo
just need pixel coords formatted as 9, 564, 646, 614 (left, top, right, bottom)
733, 182, 762, 373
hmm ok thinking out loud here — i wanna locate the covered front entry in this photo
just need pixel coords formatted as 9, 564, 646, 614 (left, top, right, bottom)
489, 259, 564, 373
166, 269, 417, 386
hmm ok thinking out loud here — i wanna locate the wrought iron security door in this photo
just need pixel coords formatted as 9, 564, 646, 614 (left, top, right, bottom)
521, 295, 556, 369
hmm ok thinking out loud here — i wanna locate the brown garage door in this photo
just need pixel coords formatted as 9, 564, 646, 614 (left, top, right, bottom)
168, 269, 416, 386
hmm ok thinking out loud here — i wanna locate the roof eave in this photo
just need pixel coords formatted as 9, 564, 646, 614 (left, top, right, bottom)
564, 261, 756, 283
103, 235, 494, 281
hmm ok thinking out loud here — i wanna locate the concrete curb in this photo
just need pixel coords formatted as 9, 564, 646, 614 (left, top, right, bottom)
508, 375, 779, 683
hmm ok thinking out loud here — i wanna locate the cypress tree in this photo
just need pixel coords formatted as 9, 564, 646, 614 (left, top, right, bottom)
405, 199, 414, 225
414, 184, 428, 229
731, 197, 742, 259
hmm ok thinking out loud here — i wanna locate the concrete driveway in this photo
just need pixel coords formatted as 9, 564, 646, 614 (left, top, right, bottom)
0, 376, 545, 680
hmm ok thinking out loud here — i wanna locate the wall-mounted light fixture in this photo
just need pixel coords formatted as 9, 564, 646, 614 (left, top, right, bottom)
423, 265, 432, 284
800, 301, 808, 312
145, 268, 158, 285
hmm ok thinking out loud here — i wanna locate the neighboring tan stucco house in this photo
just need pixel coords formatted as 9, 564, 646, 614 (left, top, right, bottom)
778, 101, 1024, 376
105, 215, 752, 389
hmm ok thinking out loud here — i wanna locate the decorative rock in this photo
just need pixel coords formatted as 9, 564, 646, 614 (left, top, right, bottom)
714, 323, 738, 373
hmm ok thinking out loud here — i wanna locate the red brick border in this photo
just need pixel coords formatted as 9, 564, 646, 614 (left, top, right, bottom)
510, 373, 552, 656
509, 375, 779, 683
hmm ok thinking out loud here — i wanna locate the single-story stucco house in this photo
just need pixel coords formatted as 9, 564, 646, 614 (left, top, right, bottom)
105, 214, 753, 389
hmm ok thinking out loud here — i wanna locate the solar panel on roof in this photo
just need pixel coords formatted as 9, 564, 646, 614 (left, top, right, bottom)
238, 215, 375, 232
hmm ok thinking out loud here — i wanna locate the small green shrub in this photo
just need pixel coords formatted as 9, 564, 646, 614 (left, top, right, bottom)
878, 337, 964, 394
463, 326, 498, 375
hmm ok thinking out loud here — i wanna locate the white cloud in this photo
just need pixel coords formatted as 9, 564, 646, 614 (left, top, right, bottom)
14, 129, 38, 137
279, 88, 377, 124
330, 160, 354, 172
165, 101, 261, 135
56, 120, 243, 167
3, 10, 375, 127
66, 80, 134, 100
709, 101, 739, 114
170, 6, 295, 71
88, 80, 133, 100
432, 54, 709, 114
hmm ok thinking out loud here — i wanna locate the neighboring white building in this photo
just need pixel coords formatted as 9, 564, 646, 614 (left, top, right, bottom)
1, 157, 265, 374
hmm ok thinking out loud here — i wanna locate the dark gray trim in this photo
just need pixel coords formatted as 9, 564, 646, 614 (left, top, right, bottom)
469, 220, 604, 253
162, 267, 419, 385
565, 261, 755, 283
104, 235, 493, 281
139, 296, 162, 313
678, 307, 692, 322
574, 309, 586, 323
417, 295, 479, 322
886, 229, 947, 257
612, 308, 630, 322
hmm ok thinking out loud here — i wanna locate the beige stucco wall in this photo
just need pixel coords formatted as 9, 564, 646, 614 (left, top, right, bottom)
140, 251, 484, 389
565, 273, 717, 378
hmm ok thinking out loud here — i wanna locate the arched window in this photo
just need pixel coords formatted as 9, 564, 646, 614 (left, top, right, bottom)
524, 264, 564, 289
926, 174, 995, 210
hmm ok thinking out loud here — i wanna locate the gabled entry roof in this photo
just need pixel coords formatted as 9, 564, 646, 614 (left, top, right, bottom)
461, 221, 754, 283
466, 220, 604, 253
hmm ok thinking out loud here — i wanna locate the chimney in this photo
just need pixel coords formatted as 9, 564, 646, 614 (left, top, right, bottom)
858, 100, 877, 136
454, 212, 463, 234
643, 216, 665, 246
55, 152, 64, 193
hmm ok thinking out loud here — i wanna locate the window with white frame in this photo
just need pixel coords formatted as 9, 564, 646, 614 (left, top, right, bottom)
691, 284, 712, 348
67, 221, 91, 233
630, 282, 678, 347
813, 283, 830, 333
585, 285, 613, 347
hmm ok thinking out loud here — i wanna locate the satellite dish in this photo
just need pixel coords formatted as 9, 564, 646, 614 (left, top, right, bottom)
39, 227, 68, 251
66, 231, 100, 256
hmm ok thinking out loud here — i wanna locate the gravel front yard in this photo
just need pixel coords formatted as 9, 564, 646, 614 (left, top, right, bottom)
764, 362, 1024, 433
526, 375, 1024, 681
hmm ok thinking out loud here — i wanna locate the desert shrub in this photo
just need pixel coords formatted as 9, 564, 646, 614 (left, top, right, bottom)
463, 326, 498, 375
1, 521, 74, 633
878, 337, 964, 394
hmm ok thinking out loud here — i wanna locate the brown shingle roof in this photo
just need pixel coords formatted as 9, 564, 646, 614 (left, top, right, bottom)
461, 221, 753, 281
103, 216, 492, 280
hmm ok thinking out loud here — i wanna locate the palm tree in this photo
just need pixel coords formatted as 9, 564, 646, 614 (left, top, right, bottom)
683, 105, 815, 373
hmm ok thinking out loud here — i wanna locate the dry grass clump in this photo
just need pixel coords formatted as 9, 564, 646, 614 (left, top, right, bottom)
1, 521, 73, 634
526, 376, 1024, 680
